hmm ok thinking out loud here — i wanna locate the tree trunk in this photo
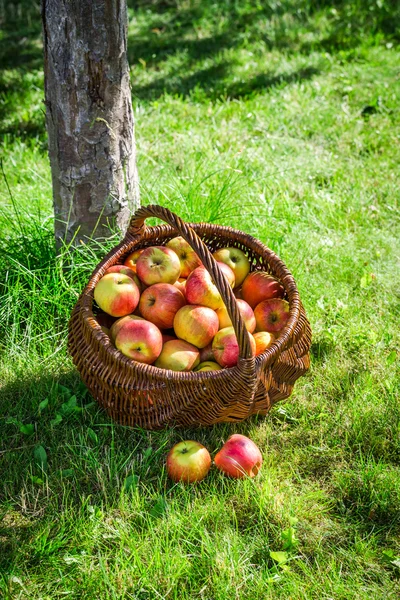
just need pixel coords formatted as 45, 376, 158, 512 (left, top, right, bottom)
42, 0, 139, 247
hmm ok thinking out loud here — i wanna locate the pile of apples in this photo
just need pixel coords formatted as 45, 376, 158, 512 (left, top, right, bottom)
94, 237, 290, 371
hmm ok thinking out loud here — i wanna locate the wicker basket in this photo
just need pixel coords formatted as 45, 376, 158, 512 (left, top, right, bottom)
68, 205, 311, 429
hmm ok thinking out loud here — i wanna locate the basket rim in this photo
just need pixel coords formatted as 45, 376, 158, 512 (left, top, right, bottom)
74, 221, 301, 382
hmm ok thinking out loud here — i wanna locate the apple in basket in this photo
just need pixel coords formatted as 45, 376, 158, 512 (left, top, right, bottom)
123, 248, 144, 273
241, 271, 284, 308
212, 326, 256, 368
215, 299, 256, 333
199, 342, 214, 363
166, 441, 212, 483
155, 339, 200, 372
185, 265, 233, 310
166, 236, 202, 277
105, 264, 142, 292
253, 331, 275, 355
113, 316, 163, 364
139, 283, 186, 330
214, 434, 262, 478
136, 246, 181, 286
212, 247, 250, 287
254, 298, 290, 333
174, 305, 219, 349
193, 361, 222, 372
216, 261, 235, 288
94, 272, 140, 317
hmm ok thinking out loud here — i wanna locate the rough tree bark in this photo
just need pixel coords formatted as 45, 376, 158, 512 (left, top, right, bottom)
42, 0, 139, 246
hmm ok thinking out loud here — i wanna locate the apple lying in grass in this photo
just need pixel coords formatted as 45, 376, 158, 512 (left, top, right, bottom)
106, 264, 142, 292
253, 331, 275, 355
155, 339, 200, 371
254, 298, 290, 333
139, 283, 186, 330
114, 316, 162, 364
174, 305, 219, 348
212, 326, 256, 368
166, 236, 202, 277
241, 271, 284, 308
214, 434, 262, 478
213, 246, 250, 287
215, 299, 256, 332
136, 246, 181, 286
166, 440, 212, 483
185, 266, 223, 310
94, 273, 140, 317
123, 248, 143, 273
194, 361, 222, 372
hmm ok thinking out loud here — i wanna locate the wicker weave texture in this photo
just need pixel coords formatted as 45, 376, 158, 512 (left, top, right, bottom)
68, 205, 312, 429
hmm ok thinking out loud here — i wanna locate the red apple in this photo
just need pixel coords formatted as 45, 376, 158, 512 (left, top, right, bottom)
174, 305, 219, 349
174, 278, 187, 298
241, 271, 284, 309
185, 267, 223, 310
214, 434, 262, 478
166, 236, 202, 277
139, 283, 186, 330
254, 298, 290, 333
234, 287, 243, 299
114, 317, 162, 364
199, 342, 214, 363
194, 361, 222, 372
212, 327, 256, 368
213, 247, 250, 287
253, 331, 275, 355
166, 440, 211, 483
136, 246, 181, 286
110, 314, 144, 343
215, 299, 256, 333
94, 273, 140, 317
124, 248, 144, 273
106, 264, 142, 292
216, 261, 235, 288
155, 339, 200, 371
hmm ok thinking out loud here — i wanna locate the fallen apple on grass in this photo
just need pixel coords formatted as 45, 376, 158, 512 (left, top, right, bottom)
214, 434, 262, 478
139, 283, 186, 329
174, 305, 219, 348
166, 236, 202, 277
155, 339, 200, 372
254, 298, 290, 333
136, 246, 181, 286
213, 246, 250, 287
241, 271, 284, 308
94, 272, 140, 317
166, 440, 212, 483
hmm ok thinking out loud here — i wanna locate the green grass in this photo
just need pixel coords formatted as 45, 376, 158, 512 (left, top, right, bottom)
1, 0, 400, 598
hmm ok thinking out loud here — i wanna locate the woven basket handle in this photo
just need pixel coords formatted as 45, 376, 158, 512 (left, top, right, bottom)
127, 204, 254, 360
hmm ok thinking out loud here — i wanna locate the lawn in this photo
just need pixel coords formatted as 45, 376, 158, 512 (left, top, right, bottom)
1, 1, 400, 598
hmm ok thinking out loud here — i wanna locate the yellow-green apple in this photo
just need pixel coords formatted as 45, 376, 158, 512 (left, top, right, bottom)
215, 299, 256, 332
139, 283, 186, 330
212, 326, 256, 368
166, 236, 202, 277
214, 434, 262, 478
136, 246, 181, 286
199, 342, 214, 363
216, 261, 235, 288
213, 246, 250, 287
194, 361, 222, 372
114, 317, 162, 363
166, 440, 211, 483
185, 267, 223, 310
254, 298, 290, 333
155, 339, 200, 371
253, 331, 275, 355
94, 273, 140, 317
106, 264, 142, 292
123, 248, 143, 273
173, 305, 219, 348
241, 271, 284, 309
